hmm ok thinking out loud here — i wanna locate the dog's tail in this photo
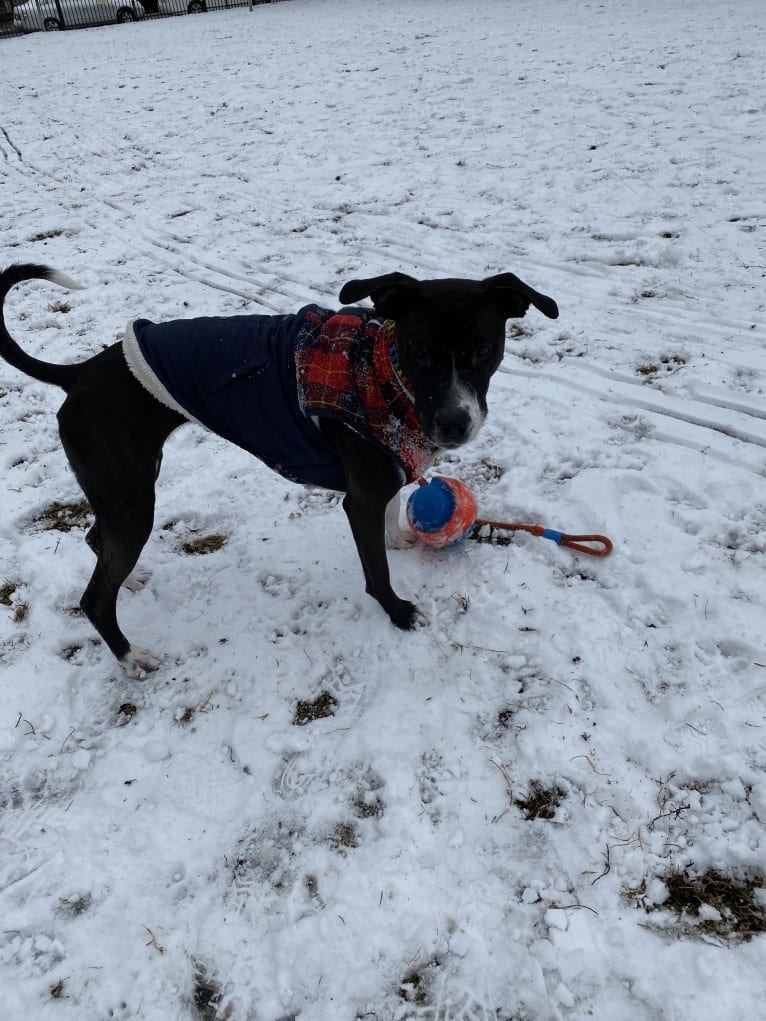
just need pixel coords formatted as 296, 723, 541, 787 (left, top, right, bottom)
0, 263, 85, 391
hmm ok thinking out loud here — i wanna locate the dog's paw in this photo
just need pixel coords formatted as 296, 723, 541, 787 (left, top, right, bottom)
122, 646, 162, 679
389, 599, 429, 631
123, 569, 151, 593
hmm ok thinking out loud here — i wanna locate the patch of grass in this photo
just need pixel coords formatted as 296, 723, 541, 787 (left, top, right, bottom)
55, 893, 92, 918
304, 874, 321, 904
293, 690, 337, 726
32, 499, 91, 532
455, 457, 506, 487
515, 781, 566, 821
636, 354, 686, 382
181, 533, 228, 556
507, 322, 530, 339
398, 956, 442, 1005
192, 962, 225, 1021
630, 868, 766, 943
468, 524, 513, 546
498, 707, 516, 728
352, 782, 385, 819
565, 567, 596, 583
175, 691, 214, 727
661, 354, 686, 371
476, 458, 505, 481
2, 581, 29, 624
330, 821, 359, 852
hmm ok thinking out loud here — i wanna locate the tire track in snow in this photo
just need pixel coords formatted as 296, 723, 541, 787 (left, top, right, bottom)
6, 115, 761, 366
347, 211, 765, 353
0, 125, 23, 162
5, 117, 762, 489
565, 358, 766, 424
517, 252, 765, 348
0, 124, 320, 312
13, 95, 393, 308
6, 117, 763, 484
498, 360, 766, 474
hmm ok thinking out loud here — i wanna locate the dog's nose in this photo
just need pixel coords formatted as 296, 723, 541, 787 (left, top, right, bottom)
433, 407, 471, 445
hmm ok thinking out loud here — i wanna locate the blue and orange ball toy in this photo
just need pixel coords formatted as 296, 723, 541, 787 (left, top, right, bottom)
406, 476, 478, 548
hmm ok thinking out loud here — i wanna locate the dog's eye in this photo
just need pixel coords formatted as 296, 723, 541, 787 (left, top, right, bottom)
474, 342, 495, 360
411, 343, 431, 364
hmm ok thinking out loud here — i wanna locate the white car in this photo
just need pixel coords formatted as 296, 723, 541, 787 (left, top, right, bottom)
14, 0, 145, 31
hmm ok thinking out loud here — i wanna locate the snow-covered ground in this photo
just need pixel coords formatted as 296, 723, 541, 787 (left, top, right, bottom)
2, 1, 766, 1017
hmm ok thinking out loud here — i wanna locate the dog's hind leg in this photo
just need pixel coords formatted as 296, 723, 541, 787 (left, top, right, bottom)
80, 500, 159, 677
86, 498, 152, 592
56, 358, 183, 676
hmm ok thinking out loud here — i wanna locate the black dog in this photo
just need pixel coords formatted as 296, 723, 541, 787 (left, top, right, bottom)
0, 264, 558, 677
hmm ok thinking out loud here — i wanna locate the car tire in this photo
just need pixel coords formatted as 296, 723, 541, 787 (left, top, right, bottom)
115, 6, 136, 21
43, 16, 61, 28
187, 0, 206, 11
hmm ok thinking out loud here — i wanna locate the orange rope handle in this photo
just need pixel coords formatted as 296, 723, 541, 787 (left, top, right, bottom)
474, 518, 613, 557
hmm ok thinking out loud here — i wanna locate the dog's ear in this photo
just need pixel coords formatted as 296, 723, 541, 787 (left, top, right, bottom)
338, 272, 419, 318
482, 273, 559, 320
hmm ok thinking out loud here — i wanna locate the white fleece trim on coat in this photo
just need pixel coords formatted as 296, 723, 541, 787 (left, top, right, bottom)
121, 321, 206, 429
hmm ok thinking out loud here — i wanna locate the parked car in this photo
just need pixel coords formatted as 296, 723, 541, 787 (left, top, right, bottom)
14, 0, 145, 31
156, 0, 241, 14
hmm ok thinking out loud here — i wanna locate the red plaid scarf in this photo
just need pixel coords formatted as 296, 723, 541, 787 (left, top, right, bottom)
295, 306, 437, 483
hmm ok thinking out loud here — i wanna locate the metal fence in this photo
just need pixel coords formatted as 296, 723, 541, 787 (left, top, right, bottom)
2, 0, 275, 36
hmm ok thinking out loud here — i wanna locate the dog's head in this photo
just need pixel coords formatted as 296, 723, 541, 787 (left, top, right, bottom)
338, 271, 559, 449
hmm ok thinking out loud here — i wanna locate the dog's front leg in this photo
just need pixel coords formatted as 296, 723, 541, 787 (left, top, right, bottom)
320, 420, 423, 630
344, 486, 422, 629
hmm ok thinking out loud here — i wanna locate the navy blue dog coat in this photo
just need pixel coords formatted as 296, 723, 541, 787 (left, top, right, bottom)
122, 305, 437, 491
